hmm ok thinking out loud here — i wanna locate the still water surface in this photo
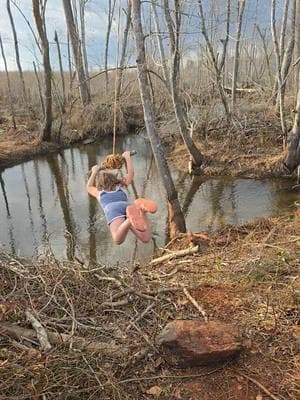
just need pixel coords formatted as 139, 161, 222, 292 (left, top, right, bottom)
0, 134, 299, 264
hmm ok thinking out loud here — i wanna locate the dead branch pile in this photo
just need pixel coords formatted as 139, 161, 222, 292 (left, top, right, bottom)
0, 212, 299, 399
0, 249, 188, 399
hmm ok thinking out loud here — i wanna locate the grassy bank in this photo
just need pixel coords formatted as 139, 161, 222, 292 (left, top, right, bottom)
1, 211, 299, 399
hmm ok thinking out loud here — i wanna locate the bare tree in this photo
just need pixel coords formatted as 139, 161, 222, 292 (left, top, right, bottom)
295, 0, 300, 90
284, 0, 300, 172
104, 0, 116, 95
6, 0, 30, 113
54, 30, 66, 109
62, 0, 91, 106
131, 0, 186, 237
198, 0, 231, 120
231, 0, 246, 107
276, 0, 296, 113
163, 0, 204, 168
151, 0, 171, 91
32, 0, 52, 141
33, 61, 45, 117
271, 0, 288, 140
115, 1, 132, 101
0, 35, 16, 129
79, 0, 90, 90
256, 25, 273, 88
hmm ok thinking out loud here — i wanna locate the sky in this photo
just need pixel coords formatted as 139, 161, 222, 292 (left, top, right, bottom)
0, 0, 287, 72
0, 0, 121, 71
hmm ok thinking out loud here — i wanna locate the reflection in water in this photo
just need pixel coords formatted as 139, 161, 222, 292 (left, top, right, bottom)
33, 160, 48, 241
47, 154, 76, 260
0, 135, 299, 263
0, 172, 10, 217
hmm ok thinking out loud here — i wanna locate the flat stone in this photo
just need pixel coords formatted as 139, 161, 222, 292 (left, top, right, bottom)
157, 320, 242, 367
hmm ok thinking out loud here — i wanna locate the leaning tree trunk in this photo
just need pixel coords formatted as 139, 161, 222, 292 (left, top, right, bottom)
62, 0, 90, 106
284, 1, 300, 173
32, 0, 52, 141
131, 0, 186, 237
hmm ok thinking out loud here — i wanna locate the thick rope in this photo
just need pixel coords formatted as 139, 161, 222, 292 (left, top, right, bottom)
112, 2, 121, 155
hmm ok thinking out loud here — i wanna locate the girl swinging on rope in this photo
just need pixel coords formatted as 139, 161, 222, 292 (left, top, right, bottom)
86, 151, 157, 245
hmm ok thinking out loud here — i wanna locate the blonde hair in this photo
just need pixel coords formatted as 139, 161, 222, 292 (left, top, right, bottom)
96, 171, 123, 192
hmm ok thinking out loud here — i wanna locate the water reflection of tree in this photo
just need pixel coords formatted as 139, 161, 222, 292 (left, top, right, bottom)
33, 160, 48, 240
47, 154, 76, 260
181, 176, 203, 217
21, 164, 38, 251
0, 172, 15, 253
207, 180, 226, 232
270, 179, 298, 215
87, 152, 97, 264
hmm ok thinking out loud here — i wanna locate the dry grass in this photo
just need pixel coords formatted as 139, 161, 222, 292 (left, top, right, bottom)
0, 211, 299, 399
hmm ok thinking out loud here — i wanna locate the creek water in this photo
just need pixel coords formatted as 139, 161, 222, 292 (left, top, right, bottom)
0, 134, 299, 265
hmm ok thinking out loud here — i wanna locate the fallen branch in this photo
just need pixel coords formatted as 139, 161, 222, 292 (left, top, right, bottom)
150, 246, 199, 266
25, 309, 51, 352
0, 322, 123, 355
237, 372, 280, 400
183, 288, 208, 323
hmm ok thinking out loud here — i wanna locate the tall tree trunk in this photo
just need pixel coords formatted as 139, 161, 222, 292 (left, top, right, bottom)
33, 61, 45, 117
231, 0, 246, 107
295, 0, 300, 91
6, 0, 30, 114
271, 0, 288, 140
198, 0, 231, 120
0, 35, 16, 129
276, 0, 296, 113
62, 0, 90, 106
115, 1, 132, 101
131, 0, 186, 237
284, 1, 300, 172
32, 0, 52, 141
163, 0, 204, 167
151, 0, 171, 90
54, 30, 66, 109
79, 0, 90, 91
104, 0, 116, 96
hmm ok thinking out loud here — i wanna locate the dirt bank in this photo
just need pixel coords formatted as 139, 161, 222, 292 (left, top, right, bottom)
0, 102, 144, 170
1, 211, 299, 399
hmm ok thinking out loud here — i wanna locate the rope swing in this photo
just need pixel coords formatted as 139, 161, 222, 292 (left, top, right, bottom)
101, 1, 124, 171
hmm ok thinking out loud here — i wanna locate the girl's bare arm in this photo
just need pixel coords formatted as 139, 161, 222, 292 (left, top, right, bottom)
122, 151, 134, 186
86, 165, 101, 198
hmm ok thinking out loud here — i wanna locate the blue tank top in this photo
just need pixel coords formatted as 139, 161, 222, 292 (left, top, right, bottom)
99, 187, 128, 224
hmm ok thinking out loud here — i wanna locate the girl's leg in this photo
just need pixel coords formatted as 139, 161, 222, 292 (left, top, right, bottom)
109, 218, 131, 245
130, 213, 152, 243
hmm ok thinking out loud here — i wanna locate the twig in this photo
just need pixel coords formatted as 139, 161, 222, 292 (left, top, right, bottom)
183, 288, 208, 323
117, 365, 224, 384
237, 372, 280, 400
126, 301, 156, 331
150, 245, 199, 266
25, 309, 51, 352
